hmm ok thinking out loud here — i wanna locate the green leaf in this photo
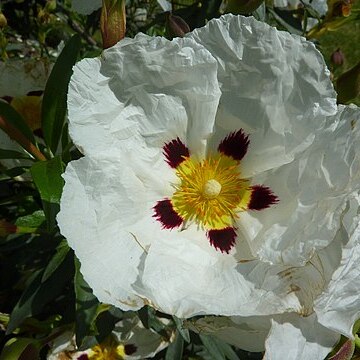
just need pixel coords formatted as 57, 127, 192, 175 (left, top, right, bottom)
0, 101, 36, 145
30, 156, 64, 203
138, 306, 168, 337
173, 316, 190, 343
41, 34, 81, 154
165, 330, 184, 360
2, 166, 29, 178
15, 210, 46, 228
30, 156, 64, 230
7, 251, 74, 333
0, 149, 32, 160
74, 256, 100, 349
200, 335, 240, 360
42, 239, 70, 282
0, 337, 39, 360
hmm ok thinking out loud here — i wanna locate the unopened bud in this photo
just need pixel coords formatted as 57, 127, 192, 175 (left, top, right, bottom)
0, 13, 7, 28
336, 61, 360, 104
101, 0, 126, 49
166, 13, 190, 39
328, 338, 354, 360
331, 48, 345, 66
225, 0, 264, 14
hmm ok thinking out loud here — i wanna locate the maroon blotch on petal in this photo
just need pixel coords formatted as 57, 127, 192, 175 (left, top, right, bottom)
77, 355, 89, 360
218, 129, 250, 161
124, 344, 137, 355
153, 199, 183, 229
207, 227, 237, 253
248, 185, 278, 210
163, 137, 189, 168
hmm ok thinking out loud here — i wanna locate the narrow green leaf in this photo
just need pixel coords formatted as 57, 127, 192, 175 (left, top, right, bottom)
30, 156, 64, 204
0, 101, 36, 145
74, 257, 100, 349
41, 34, 81, 153
200, 335, 240, 360
0, 149, 32, 160
30, 156, 64, 229
165, 330, 184, 360
173, 316, 190, 343
7, 251, 73, 333
0, 337, 39, 360
138, 306, 168, 337
15, 210, 46, 228
2, 166, 29, 177
42, 239, 70, 282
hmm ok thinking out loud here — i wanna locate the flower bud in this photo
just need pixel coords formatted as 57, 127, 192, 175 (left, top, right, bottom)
225, 0, 264, 14
336, 61, 360, 104
166, 13, 190, 39
331, 48, 345, 66
328, 338, 355, 360
0, 13, 7, 28
100, 0, 126, 49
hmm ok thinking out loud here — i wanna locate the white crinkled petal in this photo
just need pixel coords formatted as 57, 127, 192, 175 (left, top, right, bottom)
315, 195, 360, 338
264, 314, 339, 360
274, 0, 327, 16
186, 315, 271, 352
68, 35, 221, 158
187, 15, 336, 176
238, 105, 360, 265
71, 0, 102, 15
57, 150, 177, 310
139, 229, 334, 318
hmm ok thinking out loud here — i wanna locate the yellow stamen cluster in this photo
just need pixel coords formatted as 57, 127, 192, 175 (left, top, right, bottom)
88, 336, 126, 360
171, 154, 251, 229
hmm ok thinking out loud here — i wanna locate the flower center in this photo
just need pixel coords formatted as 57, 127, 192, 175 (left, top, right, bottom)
203, 179, 222, 198
171, 154, 251, 230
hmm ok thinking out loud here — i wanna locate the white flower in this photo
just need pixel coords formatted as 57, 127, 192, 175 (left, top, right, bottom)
274, 0, 328, 16
47, 314, 170, 359
58, 14, 360, 359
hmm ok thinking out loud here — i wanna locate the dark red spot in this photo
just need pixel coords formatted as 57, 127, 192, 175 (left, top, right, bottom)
248, 185, 278, 210
218, 129, 250, 161
207, 227, 237, 253
77, 355, 89, 360
27, 90, 43, 97
1, 96, 12, 103
124, 344, 137, 355
153, 199, 183, 229
163, 137, 189, 168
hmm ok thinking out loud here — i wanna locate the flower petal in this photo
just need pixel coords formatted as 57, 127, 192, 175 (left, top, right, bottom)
57, 151, 176, 310
315, 196, 360, 338
188, 15, 336, 177
68, 35, 220, 158
264, 314, 339, 360
237, 105, 360, 265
